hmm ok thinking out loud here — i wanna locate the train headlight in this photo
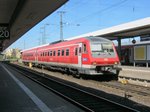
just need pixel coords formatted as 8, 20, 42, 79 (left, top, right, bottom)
114, 62, 118, 64
92, 62, 97, 65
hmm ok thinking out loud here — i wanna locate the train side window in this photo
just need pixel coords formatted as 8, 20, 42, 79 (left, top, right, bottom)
83, 44, 87, 53
45, 52, 47, 56
53, 51, 56, 56
75, 48, 78, 55
58, 50, 60, 56
62, 49, 64, 56
51, 51, 53, 56
48, 52, 49, 56
43, 52, 44, 56
79, 47, 82, 53
66, 49, 69, 56
50, 51, 52, 56
49, 51, 51, 56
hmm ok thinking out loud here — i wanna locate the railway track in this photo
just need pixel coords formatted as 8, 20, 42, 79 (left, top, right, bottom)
99, 81, 150, 97
5, 63, 139, 112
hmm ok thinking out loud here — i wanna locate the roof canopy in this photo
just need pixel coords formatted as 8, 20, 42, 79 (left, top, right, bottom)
0, 0, 68, 51
68, 17, 150, 40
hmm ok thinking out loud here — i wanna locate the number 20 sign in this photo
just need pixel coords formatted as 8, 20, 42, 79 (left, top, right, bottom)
0, 24, 10, 39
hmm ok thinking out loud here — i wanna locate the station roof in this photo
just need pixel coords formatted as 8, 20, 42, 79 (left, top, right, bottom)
67, 17, 150, 40
0, 0, 68, 51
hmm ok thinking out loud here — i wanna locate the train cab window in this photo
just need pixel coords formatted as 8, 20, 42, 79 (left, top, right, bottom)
75, 48, 78, 55
91, 42, 114, 57
53, 51, 56, 56
58, 50, 60, 56
62, 49, 64, 56
66, 49, 69, 56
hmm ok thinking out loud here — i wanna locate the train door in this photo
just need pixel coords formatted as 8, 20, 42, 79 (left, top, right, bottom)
78, 43, 82, 67
35, 50, 38, 63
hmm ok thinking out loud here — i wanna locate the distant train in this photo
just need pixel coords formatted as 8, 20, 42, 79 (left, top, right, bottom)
21, 36, 120, 77
119, 41, 150, 66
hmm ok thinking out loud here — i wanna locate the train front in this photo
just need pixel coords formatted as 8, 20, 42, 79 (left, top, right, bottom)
85, 37, 120, 75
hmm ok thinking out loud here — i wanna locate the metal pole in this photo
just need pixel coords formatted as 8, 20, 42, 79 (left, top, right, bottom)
40, 24, 49, 45
146, 62, 148, 68
60, 13, 63, 41
43, 26, 46, 44
117, 37, 121, 65
58, 11, 65, 41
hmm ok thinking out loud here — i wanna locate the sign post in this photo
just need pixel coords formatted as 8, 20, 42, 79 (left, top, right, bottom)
0, 24, 10, 40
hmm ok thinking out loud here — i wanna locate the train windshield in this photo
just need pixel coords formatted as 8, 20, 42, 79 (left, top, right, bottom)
91, 42, 115, 57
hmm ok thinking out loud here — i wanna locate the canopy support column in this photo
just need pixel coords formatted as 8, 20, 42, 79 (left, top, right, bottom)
117, 37, 122, 64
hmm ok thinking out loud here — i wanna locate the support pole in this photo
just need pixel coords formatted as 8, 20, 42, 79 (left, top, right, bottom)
58, 11, 65, 41
133, 62, 135, 67
146, 62, 149, 68
117, 37, 121, 65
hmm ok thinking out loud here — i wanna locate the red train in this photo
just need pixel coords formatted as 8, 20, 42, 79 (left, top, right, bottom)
21, 36, 120, 77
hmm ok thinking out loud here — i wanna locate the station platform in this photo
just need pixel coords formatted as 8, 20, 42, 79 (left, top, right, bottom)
0, 62, 83, 112
119, 65, 150, 86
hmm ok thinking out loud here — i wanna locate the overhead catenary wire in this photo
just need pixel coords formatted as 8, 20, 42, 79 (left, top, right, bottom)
72, 0, 128, 23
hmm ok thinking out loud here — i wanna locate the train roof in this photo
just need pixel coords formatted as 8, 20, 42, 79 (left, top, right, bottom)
21, 36, 112, 52
86, 36, 112, 43
21, 44, 49, 53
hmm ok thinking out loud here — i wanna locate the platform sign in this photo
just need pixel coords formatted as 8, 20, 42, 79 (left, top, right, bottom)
140, 35, 150, 41
134, 46, 146, 60
0, 24, 10, 39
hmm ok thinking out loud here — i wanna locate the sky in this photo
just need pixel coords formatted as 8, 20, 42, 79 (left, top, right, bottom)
9, 0, 150, 50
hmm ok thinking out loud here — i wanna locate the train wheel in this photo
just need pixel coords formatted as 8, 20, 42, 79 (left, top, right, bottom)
73, 70, 81, 79
80, 74, 88, 80
75, 71, 81, 79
